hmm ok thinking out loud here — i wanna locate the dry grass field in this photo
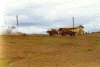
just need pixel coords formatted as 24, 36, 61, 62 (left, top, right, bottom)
0, 33, 100, 67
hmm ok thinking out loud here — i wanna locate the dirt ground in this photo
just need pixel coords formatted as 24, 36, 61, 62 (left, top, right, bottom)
0, 33, 100, 67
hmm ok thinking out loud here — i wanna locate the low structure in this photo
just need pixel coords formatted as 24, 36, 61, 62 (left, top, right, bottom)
65, 25, 84, 35
47, 25, 84, 36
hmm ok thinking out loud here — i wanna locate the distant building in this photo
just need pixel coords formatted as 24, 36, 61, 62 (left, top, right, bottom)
47, 25, 84, 36
65, 25, 84, 35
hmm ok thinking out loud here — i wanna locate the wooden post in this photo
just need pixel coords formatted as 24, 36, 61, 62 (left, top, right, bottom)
16, 15, 18, 27
72, 17, 74, 32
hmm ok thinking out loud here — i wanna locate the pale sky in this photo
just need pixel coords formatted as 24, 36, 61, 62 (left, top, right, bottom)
0, 0, 100, 34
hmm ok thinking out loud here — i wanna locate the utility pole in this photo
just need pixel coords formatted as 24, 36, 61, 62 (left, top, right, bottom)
4, 18, 7, 26
16, 15, 18, 27
72, 17, 74, 32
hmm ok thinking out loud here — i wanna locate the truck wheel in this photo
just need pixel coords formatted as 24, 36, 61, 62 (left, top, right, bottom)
72, 32, 76, 36
61, 33, 66, 36
70, 34, 72, 36
49, 33, 54, 36
69, 33, 73, 36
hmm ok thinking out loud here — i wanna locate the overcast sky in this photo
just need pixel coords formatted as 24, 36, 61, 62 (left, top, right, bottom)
0, 0, 100, 34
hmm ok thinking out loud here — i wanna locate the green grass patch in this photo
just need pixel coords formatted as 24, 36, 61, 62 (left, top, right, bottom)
96, 42, 100, 45
0, 60, 12, 67
97, 45, 100, 48
73, 49, 92, 53
74, 43, 80, 46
